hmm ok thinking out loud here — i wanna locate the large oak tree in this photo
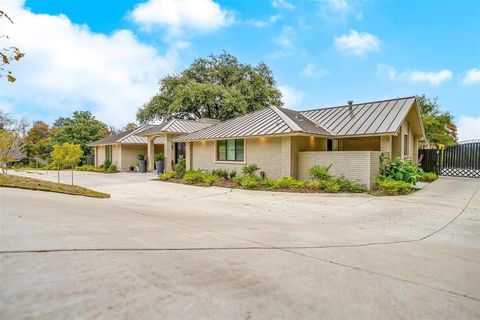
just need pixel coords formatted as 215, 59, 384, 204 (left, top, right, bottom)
136, 52, 283, 123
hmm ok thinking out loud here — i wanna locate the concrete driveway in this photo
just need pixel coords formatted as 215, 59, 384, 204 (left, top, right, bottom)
1, 171, 479, 319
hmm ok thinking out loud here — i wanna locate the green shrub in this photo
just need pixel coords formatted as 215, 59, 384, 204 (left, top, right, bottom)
159, 171, 175, 181
212, 168, 229, 179
101, 158, 112, 169
375, 178, 412, 195
106, 164, 118, 173
242, 164, 259, 176
174, 155, 186, 179
137, 152, 146, 161
229, 170, 237, 179
76, 165, 96, 172
320, 179, 340, 193
305, 181, 322, 190
337, 176, 367, 193
154, 153, 165, 161
233, 175, 263, 189
271, 176, 305, 189
309, 164, 333, 181
420, 172, 438, 182
380, 156, 423, 184
184, 169, 207, 183
202, 174, 218, 185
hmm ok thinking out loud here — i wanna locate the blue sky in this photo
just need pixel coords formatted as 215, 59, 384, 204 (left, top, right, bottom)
1, 0, 479, 140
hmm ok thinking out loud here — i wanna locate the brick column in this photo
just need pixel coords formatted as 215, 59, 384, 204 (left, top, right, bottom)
281, 136, 292, 178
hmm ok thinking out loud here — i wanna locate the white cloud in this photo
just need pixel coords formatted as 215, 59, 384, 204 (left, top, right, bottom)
376, 64, 397, 80
1, 0, 183, 127
268, 26, 295, 58
300, 63, 327, 78
408, 69, 452, 86
130, 0, 234, 35
320, 0, 363, 22
278, 85, 304, 108
457, 115, 480, 141
272, 0, 295, 10
334, 30, 380, 56
461, 68, 480, 85
247, 14, 281, 28
376, 64, 452, 86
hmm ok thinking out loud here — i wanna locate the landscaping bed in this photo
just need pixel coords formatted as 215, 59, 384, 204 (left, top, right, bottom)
157, 155, 438, 196
0, 174, 110, 198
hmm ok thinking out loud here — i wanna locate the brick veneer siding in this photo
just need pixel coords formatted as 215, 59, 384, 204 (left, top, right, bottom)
298, 151, 382, 189
190, 137, 284, 179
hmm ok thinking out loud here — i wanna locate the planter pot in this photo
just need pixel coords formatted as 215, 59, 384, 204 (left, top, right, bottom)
155, 160, 165, 174
139, 160, 147, 173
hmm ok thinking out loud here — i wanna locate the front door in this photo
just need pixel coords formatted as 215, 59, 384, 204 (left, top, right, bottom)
175, 142, 186, 164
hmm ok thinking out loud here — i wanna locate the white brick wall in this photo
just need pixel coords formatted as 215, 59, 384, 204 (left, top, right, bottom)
298, 151, 382, 189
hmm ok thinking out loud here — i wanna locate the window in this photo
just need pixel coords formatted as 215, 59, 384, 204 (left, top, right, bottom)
404, 135, 408, 156
217, 139, 244, 161
327, 139, 333, 151
105, 145, 112, 161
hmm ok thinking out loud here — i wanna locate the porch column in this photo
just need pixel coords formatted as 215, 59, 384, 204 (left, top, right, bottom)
412, 137, 419, 165
281, 136, 293, 178
185, 141, 192, 170
147, 136, 155, 171
117, 144, 122, 170
380, 135, 392, 159
164, 133, 174, 172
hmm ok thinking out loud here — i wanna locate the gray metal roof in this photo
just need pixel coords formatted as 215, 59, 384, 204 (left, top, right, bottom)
175, 96, 418, 141
138, 119, 215, 136
174, 106, 330, 141
300, 96, 416, 137
89, 125, 164, 146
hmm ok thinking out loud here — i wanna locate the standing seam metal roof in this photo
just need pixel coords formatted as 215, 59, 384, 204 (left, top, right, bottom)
88, 125, 165, 146
174, 106, 331, 141
300, 96, 416, 136
138, 119, 215, 136
175, 96, 417, 141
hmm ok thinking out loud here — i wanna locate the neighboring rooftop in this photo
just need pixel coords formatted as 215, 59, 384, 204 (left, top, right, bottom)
88, 125, 164, 146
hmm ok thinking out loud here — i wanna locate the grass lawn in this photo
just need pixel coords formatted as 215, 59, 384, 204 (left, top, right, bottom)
0, 174, 110, 198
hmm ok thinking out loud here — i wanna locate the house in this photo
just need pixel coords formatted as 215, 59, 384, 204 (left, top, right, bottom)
89, 119, 217, 172
173, 96, 425, 189
89, 96, 425, 189
88, 125, 164, 171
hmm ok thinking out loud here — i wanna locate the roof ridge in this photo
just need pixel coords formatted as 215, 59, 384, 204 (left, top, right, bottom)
118, 124, 148, 142
271, 106, 303, 132
162, 119, 175, 131
300, 96, 417, 113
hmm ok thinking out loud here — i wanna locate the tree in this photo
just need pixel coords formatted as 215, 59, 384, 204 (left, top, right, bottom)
136, 52, 283, 123
0, 110, 15, 130
1, 10, 25, 83
25, 121, 52, 161
417, 95, 456, 148
50, 143, 83, 167
51, 111, 109, 162
123, 122, 137, 131
51, 142, 83, 184
0, 129, 24, 173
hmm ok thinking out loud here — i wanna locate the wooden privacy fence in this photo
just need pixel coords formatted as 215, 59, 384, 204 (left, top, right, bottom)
419, 140, 480, 178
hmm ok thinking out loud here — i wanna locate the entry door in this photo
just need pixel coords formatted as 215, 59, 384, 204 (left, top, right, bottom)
175, 142, 186, 164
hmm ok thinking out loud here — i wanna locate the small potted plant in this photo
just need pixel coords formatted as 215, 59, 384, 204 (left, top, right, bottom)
137, 152, 147, 173
154, 153, 165, 174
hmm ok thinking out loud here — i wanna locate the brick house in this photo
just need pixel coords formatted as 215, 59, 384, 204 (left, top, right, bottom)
174, 96, 425, 189
90, 96, 425, 189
